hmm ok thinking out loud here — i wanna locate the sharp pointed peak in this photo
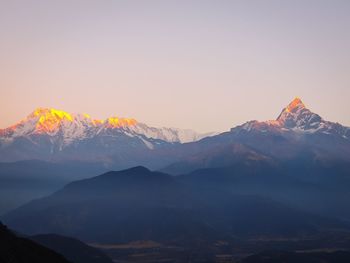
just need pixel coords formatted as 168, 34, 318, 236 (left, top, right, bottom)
277, 97, 306, 120
285, 97, 306, 113
276, 97, 306, 121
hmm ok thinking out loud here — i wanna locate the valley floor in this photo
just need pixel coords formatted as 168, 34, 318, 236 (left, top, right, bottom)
91, 232, 350, 263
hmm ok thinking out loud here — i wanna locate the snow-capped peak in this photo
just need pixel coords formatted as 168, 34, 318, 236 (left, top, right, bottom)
277, 97, 305, 121
30, 108, 75, 133
276, 98, 322, 130
105, 117, 138, 128
0, 108, 209, 147
236, 98, 349, 139
282, 97, 305, 113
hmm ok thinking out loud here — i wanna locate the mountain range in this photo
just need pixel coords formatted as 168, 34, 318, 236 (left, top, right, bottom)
162, 97, 350, 174
0, 107, 212, 166
2, 97, 350, 262
1, 98, 349, 169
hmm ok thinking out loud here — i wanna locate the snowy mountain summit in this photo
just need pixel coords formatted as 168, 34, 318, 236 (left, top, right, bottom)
0, 108, 213, 163
0, 99, 348, 165
0, 108, 209, 145
276, 97, 323, 130
238, 97, 349, 139
276, 98, 349, 137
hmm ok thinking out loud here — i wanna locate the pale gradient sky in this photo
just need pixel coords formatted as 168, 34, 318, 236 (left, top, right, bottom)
0, 0, 349, 132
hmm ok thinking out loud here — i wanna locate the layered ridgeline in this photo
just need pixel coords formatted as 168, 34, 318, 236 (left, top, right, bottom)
3, 98, 350, 261
0, 109, 212, 214
4, 166, 349, 242
0, 108, 212, 164
3, 166, 350, 261
0, 109, 215, 214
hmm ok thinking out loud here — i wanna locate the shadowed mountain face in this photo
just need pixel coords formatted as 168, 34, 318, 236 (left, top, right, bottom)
3, 166, 349, 245
0, 222, 70, 263
180, 160, 350, 220
161, 143, 274, 175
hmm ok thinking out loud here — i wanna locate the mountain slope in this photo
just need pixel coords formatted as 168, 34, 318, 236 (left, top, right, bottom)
162, 143, 274, 175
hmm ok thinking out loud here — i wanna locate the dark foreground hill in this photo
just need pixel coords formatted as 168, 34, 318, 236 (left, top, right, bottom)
0, 222, 70, 263
30, 234, 113, 263
0, 221, 113, 263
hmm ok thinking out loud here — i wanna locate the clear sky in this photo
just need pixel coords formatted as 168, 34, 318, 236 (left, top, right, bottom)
0, 0, 349, 132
